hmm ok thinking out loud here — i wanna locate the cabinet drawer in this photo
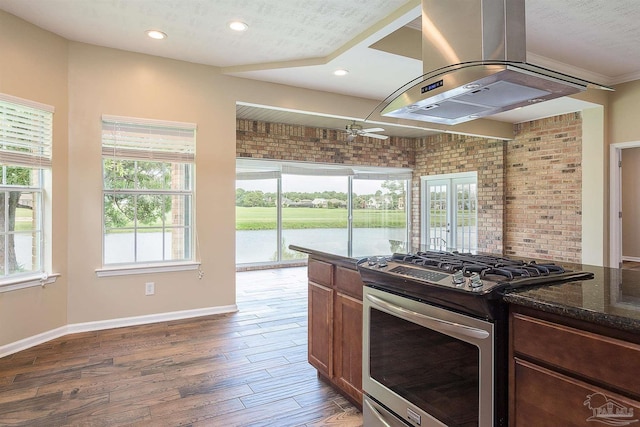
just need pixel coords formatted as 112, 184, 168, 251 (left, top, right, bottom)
308, 259, 333, 287
513, 358, 640, 427
512, 313, 640, 397
335, 266, 363, 300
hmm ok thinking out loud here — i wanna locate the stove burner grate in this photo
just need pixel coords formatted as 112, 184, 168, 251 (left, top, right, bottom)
390, 251, 568, 283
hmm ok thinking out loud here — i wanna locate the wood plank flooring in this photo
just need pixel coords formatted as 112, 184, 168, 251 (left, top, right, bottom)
622, 260, 640, 271
0, 267, 363, 427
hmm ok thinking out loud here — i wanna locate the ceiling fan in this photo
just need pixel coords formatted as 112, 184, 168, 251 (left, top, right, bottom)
341, 121, 388, 142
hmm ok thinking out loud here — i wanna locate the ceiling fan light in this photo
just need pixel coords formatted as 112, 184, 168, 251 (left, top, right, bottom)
333, 69, 349, 76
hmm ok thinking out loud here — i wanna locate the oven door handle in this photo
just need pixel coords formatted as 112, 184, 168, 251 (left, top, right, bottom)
366, 294, 490, 340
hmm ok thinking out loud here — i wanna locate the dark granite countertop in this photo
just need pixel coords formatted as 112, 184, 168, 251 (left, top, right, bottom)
503, 264, 640, 333
289, 244, 640, 334
288, 245, 361, 270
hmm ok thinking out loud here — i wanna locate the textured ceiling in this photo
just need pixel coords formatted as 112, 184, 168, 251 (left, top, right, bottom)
1, 0, 639, 137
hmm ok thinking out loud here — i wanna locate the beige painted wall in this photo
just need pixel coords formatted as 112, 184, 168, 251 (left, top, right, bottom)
0, 12, 69, 346
66, 43, 239, 324
582, 107, 606, 266
611, 80, 640, 144
63, 43, 398, 326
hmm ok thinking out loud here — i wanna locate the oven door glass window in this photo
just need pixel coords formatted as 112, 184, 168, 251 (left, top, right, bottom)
370, 308, 480, 426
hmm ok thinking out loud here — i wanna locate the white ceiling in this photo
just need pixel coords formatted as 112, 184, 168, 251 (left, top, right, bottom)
2, 0, 639, 138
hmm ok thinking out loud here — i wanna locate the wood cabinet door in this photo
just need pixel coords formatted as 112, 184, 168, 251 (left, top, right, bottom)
334, 292, 363, 406
513, 358, 640, 427
308, 281, 333, 377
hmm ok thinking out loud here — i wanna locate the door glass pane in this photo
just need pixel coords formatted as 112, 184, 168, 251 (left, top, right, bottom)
236, 179, 278, 264
282, 175, 348, 257
456, 182, 477, 252
428, 183, 449, 250
352, 179, 408, 257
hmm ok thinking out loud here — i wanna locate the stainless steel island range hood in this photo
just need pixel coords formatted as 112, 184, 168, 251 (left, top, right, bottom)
380, 0, 610, 125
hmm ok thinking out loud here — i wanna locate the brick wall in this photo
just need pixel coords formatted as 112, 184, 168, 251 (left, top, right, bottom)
237, 119, 414, 168
236, 114, 583, 261
413, 134, 505, 254
505, 113, 583, 262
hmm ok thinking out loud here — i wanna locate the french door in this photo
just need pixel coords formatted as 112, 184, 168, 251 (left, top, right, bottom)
422, 172, 477, 252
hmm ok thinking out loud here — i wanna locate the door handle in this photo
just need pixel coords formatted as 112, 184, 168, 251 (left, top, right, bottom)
366, 293, 490, 340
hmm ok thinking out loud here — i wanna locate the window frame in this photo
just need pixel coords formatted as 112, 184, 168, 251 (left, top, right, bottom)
0, 93, 56, 292
235, 158, 412, 266
98, 115, 197, 275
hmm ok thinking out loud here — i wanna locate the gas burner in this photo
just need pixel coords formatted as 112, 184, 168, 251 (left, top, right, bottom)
392, 251, 569, 281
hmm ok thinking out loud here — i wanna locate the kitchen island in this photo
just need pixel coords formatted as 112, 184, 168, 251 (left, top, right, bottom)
289, 245, 365, 408
291, 245, 640, 425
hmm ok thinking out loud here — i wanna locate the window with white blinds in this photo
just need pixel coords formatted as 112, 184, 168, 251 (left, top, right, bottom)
0, 93, 53, 286
101, 115, 196, 268
101, 115, 195, 163
0, 94, 53, 168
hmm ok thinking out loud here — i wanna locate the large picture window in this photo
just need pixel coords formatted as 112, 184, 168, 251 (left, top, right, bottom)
101, 116, 195, 266
0, 95, 52, 285
236, 159, 411, 265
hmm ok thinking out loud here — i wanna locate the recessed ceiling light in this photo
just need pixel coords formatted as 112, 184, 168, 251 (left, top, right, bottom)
333, 69, 349, 76
146, 30, 167, 40
229, 21, 249, 32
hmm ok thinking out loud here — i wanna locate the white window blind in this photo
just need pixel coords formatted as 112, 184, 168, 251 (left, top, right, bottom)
353, 172, 413, 180
0, 94, 54, 168
102, 115, 196, 162
281, 164, 354, 176
236, 171, 281, 180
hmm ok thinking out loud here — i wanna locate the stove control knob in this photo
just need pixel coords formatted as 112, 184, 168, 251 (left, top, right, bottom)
452, 270, 465, 287
469, 273, 483, 289
367, 256, 387, 268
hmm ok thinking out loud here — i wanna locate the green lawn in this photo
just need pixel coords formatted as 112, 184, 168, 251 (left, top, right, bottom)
236, 207, 406, 230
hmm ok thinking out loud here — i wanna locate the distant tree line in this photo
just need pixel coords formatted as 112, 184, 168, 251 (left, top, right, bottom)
236, 180, 406, 210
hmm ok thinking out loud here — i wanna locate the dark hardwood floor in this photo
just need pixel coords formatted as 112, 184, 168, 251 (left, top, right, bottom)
622, 260, 640, 271
0, 267, 363, 426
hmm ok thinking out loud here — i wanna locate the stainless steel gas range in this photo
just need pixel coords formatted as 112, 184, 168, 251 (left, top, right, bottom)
358, 251, 594, 427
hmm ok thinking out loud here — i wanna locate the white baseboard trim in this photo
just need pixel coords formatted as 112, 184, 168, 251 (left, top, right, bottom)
0, 304, 238, 359
622, 256, 640, 263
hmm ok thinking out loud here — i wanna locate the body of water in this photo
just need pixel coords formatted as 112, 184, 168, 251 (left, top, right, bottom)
12, 228, 411, 270
236, 227, 408, 264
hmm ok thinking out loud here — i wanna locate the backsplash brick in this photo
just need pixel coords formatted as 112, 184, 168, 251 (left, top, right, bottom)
237, 113, 583, 262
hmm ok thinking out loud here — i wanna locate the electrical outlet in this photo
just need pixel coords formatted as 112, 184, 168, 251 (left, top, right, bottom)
145, 282, 155, 296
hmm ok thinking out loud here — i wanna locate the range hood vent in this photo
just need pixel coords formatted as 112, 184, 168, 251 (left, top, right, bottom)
379, 0, 610, 125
